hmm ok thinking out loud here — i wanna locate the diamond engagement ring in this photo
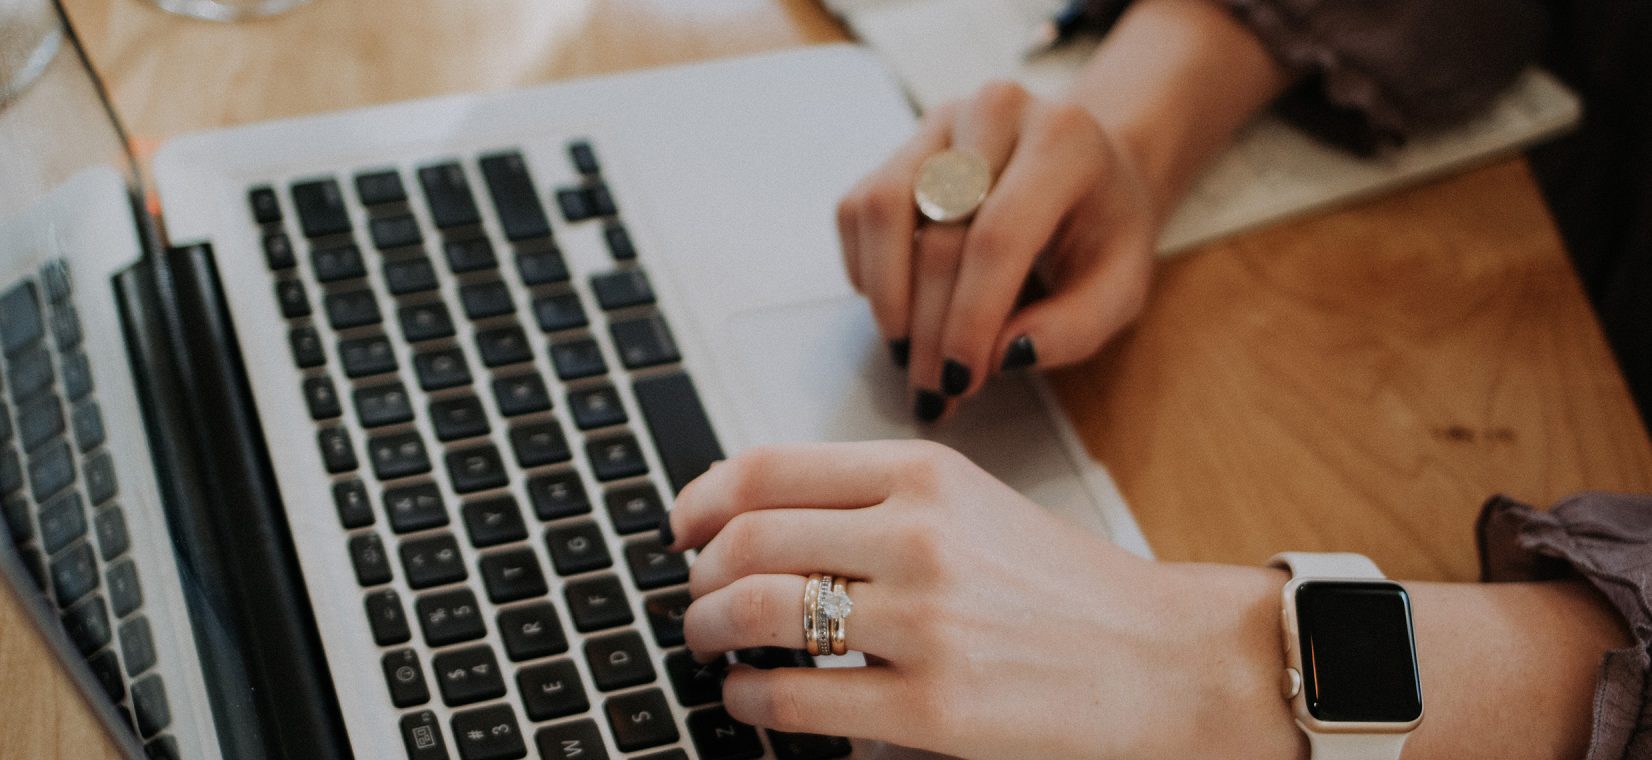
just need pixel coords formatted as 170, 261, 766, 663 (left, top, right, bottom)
824, 577, 852, 656
803, 573, 855, 656
914, 148, 992, 223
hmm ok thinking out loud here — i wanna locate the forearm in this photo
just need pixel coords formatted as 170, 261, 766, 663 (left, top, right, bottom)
1065, 0, 1290, 218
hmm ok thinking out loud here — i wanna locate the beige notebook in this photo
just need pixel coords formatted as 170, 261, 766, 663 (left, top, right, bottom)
823, 0, 1582, 256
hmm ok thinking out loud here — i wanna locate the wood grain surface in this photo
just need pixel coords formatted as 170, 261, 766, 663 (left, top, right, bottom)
4, 0, 1648, 756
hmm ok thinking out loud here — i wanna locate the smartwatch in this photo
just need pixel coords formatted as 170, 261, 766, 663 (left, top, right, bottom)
1271, 552, 1423, 760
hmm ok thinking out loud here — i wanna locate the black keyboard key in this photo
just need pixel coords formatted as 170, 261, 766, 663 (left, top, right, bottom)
325, 290, 382, 330
585, 631, 654, 691
0, 406, 10, 446
418, 162, 483, 229
49, 303, 82, 350
84, 450, 117, 506
499, 603, 568, 662
107, 558, 143, 618
479, 547, 548, 603
383, 482, 449, 533
586, 435, 646, 482
431, 396, 490, 442
634, 372, 725, 494
356, 169, 407, 206
274, 280, 311, 319
644, 590, 690, 648
17, 394, 63, 450
402, 533, 467, 589
603, 222, 637, 261
605, 484, 664, 535
607, 691, 680, 754
480, 151, 552, 242
625, 537, 688, 591
63, 594, 112, 655
312, 243, 366, 282
590, 270, 655, 311
356, 382, 415, 428
28, 439, 74, 501
89, 649, 124, 702
302, 377, 343, 420
568, 140, 600, 175
568, 385, 626, 430
41, 260, 71, 303
544, 521, 612, 576
130, 674, 171, 738
461, 496, 526, 548
564, 575, 632, 632
451, 704, 526, 760
0, 282, 43, 357
382, 648, 431, 707
50, 541, 97, 606
516, 248, 568, 286
526, 471, 589, 520
369, 432, 431, 480
370, 214, 423, 250
365, 589, 412, 645
459, 281, 514, 320
416, 587, 486, 646
401, 710, 450, 760
7, 346, 53, 400
689, 707, 763, 760
556, 187, 595, 222
400, 302, 456, 342
587, 183, 617, 217
340, 335, 398, 378
0, 448, 20, 496
491, 374, 551, 417
535, 719, 609, 760
3, 492, 29, 540
433, 645, 506, 707
445, 238, 498, 273
508, 422, 569, 468
735, 647, 814, 670
610, 315, 680, 369
518, 659, 587, 720
476, 325, 532, 367
446, 445, 508, 494
318, 428, 358, 474
20, 545, 46, 589
665, 651, 725, 708
38, 490, 86, 554
385, 255, 440, 296
119, 614, 156, 675
248, 185, 282, 224
349, 533, 393, 586
289, 328, 326, 368
263, 231, 295, 270
94, 505, 131, 559
72, 403, 105, 454
769, 732, 853, 760
549, 339, 607, 381
291, 178, 353, 238
531, 292, 587, 333
414, 348, 471, 390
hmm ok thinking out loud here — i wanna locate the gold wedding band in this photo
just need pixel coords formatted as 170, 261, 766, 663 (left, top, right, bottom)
914, 148, 992, 223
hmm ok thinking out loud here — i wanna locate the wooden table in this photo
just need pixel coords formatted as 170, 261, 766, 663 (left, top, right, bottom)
9, 0, 1651, 757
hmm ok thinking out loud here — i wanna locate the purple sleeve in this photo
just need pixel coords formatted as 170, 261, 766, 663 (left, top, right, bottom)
1477, 493, 1652, 760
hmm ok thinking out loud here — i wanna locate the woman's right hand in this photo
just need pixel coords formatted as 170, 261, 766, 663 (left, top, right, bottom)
836, 81, 1158, 421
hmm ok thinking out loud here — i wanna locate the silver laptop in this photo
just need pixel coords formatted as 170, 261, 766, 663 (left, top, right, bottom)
0, 3, 1146, 758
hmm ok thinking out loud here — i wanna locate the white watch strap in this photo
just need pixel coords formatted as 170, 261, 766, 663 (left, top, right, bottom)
1269, 551, 1386, 579
1307, 731, 1410, 760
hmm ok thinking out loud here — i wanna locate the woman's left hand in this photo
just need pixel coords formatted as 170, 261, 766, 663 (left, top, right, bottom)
662, 440, 1303, 760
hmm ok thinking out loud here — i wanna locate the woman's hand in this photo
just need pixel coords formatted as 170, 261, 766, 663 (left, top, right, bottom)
836, 82, 1157, 421
663, 441, 1303, 760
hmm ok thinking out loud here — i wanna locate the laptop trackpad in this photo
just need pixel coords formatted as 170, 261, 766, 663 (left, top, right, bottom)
713, 296, 1113, 538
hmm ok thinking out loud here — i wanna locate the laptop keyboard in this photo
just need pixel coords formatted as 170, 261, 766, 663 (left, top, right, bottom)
0, 263, 179, 758
252, 141, 849, 759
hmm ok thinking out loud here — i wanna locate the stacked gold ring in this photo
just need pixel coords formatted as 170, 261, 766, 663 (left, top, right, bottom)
802, 572, 854, 656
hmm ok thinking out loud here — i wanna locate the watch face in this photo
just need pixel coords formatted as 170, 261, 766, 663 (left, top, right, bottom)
1296, 581, 1422, 723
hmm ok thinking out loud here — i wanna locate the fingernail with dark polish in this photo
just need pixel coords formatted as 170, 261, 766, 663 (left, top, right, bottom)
658, 513, 676, 550
914, 390, 946, 422
1000, 335, 1038, 372
941, 359, 971, 396
888, 338, 910, 369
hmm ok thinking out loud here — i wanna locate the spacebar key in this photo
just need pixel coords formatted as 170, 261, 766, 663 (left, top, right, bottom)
632, 372, 724, 494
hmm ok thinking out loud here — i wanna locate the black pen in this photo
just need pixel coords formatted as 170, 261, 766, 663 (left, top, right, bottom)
1023, 0, 1090, 60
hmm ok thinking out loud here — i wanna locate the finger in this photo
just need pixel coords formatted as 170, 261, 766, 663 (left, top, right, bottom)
906, 223, 965, 422
665, 441, 918, 551
940, 102, 1106, 397
722, 664, 910, 740
684, 575, 903, 658
854, 107, 956, 348
688, 509, 889, 598
995, 224, 1153, 370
